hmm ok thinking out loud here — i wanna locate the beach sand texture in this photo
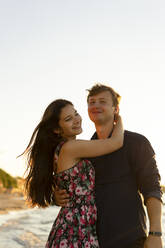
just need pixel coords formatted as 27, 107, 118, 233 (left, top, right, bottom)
0, 193, 164, 248
0, 193, 28, 214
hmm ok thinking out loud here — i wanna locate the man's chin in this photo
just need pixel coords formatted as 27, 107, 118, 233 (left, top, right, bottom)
90, 118, 103, 124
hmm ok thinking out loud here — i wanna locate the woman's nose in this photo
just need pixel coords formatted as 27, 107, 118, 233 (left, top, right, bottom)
74, 116, 81, 124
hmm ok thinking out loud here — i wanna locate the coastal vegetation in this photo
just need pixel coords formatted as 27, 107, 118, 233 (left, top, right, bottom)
0, 167, 165, 194
0, 169, 26, 214
0, 168, 17, 189
0, 168, 25, 197
162, 185, 165, 194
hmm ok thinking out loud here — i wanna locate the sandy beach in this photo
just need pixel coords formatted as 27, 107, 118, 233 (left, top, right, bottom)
0, 193, 29, 214
0, 194, 164, 248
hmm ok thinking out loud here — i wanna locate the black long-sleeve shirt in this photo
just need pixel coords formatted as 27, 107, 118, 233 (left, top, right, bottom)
90, 130, 162, 248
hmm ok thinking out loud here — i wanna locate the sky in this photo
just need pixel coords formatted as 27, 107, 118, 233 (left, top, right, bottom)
0, 0, 165, 184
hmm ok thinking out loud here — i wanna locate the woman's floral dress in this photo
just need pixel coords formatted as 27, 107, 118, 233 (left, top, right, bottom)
45, 143, 99, 248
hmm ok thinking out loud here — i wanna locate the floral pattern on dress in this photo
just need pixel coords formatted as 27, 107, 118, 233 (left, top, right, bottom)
45, 143, 99, 248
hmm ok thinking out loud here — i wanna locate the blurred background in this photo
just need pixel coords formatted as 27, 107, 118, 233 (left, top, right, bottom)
0, 0, 165, 185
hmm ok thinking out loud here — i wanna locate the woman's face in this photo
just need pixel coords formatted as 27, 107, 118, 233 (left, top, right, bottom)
58, 104, 82, 140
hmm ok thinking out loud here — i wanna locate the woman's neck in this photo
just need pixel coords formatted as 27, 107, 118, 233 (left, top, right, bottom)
63, 135, 76, 141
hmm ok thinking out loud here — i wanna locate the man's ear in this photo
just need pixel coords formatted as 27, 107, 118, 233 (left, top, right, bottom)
113, 106, 120, 124
114, 105, 119, 114
112, 105, 119, 114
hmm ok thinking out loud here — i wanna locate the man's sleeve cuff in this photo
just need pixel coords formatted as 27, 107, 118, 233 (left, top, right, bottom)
144, 191, 163, 205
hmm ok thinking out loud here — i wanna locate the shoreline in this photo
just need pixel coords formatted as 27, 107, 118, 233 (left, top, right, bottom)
0, 193, 29, 215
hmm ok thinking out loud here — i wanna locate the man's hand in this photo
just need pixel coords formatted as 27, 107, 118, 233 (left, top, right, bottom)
144, 235, 163, 248
54, 186, 69, 207
145, 197, 163, 248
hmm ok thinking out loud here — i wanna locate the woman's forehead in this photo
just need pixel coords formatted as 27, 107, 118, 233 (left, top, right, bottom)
60, 105, 75, 118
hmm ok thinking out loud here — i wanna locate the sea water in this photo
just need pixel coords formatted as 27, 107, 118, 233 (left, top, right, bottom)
0, 203, 165, 248
0, 206, 60, 248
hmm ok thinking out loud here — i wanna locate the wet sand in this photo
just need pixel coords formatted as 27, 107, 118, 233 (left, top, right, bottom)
0, 193, 29, 214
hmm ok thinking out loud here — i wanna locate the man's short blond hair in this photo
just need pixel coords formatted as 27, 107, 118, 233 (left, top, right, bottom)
87, 83, 121, 107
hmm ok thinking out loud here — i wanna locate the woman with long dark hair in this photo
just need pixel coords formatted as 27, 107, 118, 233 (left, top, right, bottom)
22, 99, 123, 247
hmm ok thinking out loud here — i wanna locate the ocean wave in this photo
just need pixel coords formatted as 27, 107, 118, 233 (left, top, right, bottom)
0, 205, 165, 248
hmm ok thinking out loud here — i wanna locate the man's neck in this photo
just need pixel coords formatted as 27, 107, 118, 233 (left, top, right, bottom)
95, 121, 114, 139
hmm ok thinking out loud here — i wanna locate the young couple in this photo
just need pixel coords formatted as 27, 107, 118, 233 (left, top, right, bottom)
23, 84, 163, 248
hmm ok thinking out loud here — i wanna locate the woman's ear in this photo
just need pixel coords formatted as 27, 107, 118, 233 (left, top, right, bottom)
54, 129, 60, 135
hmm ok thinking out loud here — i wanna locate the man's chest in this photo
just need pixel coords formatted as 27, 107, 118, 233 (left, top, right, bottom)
90, 149, 132, 184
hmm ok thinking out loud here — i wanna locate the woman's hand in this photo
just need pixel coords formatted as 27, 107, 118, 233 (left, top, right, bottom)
111, 115, 124, 147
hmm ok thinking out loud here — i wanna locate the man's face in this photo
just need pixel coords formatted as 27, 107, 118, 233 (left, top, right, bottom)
88, 91, 116, 125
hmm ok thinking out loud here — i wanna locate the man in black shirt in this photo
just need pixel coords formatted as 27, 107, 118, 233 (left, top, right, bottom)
55, 84, 163, 248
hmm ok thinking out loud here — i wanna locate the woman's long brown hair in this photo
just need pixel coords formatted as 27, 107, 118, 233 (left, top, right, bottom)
21, 99, 73, 207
